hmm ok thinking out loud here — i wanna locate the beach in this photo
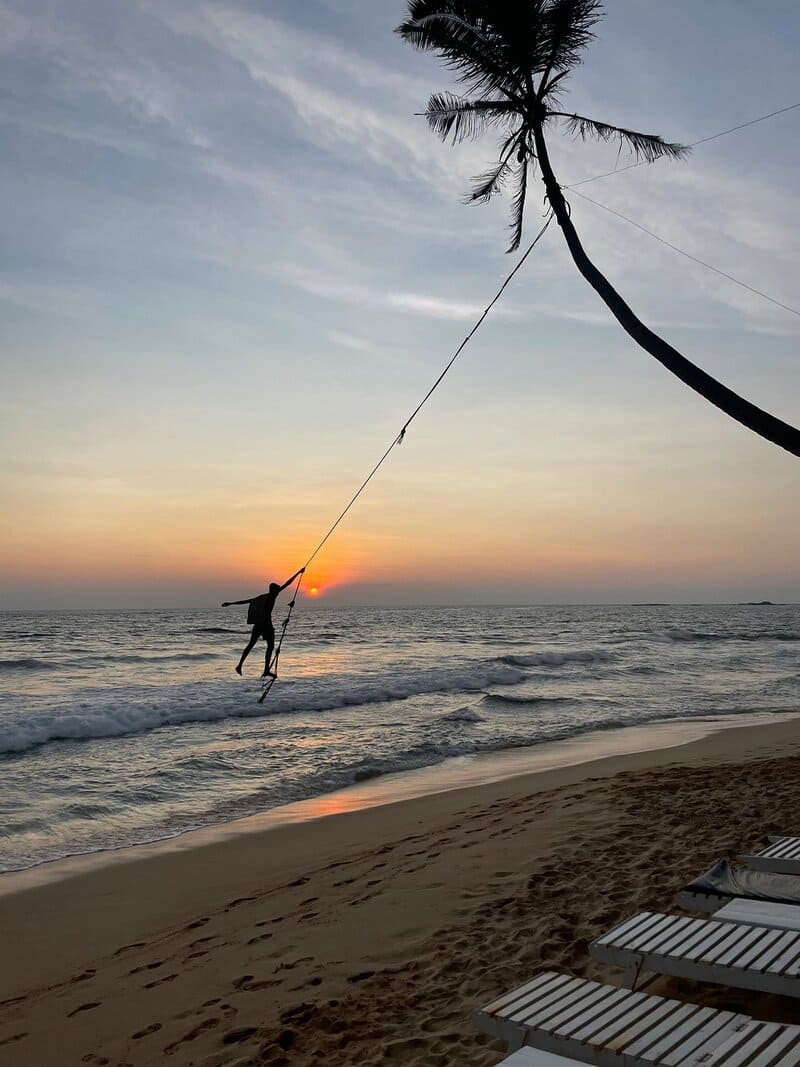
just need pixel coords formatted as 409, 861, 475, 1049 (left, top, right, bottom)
2, 714, 799, 1066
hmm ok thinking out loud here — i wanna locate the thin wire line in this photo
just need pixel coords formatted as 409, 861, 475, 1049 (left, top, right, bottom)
258, 213, 554, 699
569, 187, 800, 319
300, 211, 554, 573
565, 102, 800, 189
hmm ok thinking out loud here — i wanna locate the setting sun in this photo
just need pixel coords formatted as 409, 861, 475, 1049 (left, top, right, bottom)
309, 587, 320, 597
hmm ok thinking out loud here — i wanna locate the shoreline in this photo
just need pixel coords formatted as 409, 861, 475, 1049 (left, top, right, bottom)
2, 710, 796, 894
2, 711, 800, 1065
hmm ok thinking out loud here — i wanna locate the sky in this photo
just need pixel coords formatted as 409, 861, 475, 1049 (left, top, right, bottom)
1, 0, 799, 608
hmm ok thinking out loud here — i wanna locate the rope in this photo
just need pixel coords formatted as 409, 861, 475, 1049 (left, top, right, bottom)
565, 101, 800, 190
569, 188, 800, 319
258, 570, 303, 704
257, 210, 555, 700
302, 210, 554, 575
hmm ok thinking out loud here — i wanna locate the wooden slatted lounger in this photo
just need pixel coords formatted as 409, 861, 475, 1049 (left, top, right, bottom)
590, 910, 800, 1000
742, 838, 800, 876
473, 969, 800, 1065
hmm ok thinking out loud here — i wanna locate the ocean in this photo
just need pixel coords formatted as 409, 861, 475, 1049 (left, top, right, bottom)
1, 603, 798, 874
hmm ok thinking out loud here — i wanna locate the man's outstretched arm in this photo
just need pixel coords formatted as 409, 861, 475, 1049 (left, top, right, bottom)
221, 597, 253, 607
279, 568, 305, 592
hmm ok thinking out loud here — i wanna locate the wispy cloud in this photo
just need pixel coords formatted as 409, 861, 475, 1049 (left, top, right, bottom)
328, 330, 373, 352
278, 262, 520, 322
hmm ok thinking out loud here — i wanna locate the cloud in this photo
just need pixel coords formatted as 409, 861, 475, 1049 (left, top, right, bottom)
328, 330, 373, 352
142, 1, 484, 191
387, 292, 519, 321
277, 261, 521, 322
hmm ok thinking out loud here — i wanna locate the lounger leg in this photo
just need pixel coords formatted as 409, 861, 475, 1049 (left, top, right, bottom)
622, 959, 657, 991
507, 1027, 527, 1053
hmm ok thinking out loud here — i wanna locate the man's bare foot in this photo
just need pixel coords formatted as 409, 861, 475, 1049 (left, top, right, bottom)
261, 669, 276, 679
235, 664, 242, 676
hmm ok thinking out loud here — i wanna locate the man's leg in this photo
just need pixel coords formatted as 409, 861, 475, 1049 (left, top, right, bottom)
262, 628, 276, 678
236, 627, 260, 675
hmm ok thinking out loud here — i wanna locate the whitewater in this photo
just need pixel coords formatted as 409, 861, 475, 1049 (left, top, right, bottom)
1, 603, 799, 872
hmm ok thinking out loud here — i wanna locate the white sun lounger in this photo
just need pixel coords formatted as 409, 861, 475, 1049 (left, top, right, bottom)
473, 969, 800, 1065
590, 910, 800, 999
741, 837, 800, 875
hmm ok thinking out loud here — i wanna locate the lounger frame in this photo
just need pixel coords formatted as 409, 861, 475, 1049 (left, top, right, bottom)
590, 910, 800, 1000
472, 969, 800, 1065
741, 836, 800, 876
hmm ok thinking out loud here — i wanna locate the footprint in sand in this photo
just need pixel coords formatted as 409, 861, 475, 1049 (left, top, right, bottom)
247, 932, 274, 945
225, 896, 255, 910
222, 1026, 258, 1045
163, 1017, 219, 1055
289, 976, 322, 991
0, 1032, 28, 1048
129, 960, 164, 975
67, 1003, 100, 1018
113, 942, 145, 956
232, 975, 281, 991
132, 1022, 162, 1040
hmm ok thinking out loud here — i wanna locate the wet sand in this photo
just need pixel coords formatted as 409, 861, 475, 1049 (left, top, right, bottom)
1, 715, 799, 1065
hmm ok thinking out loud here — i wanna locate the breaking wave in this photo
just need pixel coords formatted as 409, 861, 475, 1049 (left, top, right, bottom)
0, 661, 524, 755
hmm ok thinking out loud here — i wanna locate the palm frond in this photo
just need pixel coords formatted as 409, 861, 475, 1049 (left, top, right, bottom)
539, 0, 603, 83
507, 160, 529, 253
552, 112, 689, 162
425, 92, 516, 143
396, 2, 524, 99
466, 157, 513, 203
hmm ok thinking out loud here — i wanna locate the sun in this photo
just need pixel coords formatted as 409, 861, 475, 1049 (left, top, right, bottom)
309, 586, 320, 597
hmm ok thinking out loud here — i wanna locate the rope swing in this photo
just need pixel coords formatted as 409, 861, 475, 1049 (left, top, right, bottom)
257, 211, 555, 702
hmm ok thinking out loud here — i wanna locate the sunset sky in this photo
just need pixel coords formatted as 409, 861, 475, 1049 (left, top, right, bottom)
1, 0, 799, 607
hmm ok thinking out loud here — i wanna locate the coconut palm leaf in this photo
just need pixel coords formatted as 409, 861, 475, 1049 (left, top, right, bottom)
551, 112, 689, 162
425, 92, 516, 143
508, 159, 529, 253
467, 158, 513, 203
396, 4, 520, 98
538, 0, 603, 79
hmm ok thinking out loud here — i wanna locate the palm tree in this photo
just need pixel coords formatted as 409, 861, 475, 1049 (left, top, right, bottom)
396, 0, 800, 457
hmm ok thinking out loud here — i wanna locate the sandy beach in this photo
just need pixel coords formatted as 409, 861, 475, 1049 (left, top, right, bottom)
2, 715, 800, 1066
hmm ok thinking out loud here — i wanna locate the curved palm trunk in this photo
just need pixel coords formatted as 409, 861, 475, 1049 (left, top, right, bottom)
531, 122, 800, 458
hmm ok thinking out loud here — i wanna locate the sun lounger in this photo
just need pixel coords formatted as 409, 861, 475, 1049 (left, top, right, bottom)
741, 837, 800, 875
473, 969, 800, 1064
676, 858, 800, 913
590, 910, 800, 999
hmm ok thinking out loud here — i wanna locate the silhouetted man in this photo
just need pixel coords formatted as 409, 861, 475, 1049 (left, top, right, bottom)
222, 568, 304, 677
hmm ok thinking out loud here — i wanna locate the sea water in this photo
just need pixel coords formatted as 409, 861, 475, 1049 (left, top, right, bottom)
1, 604, 798, 872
